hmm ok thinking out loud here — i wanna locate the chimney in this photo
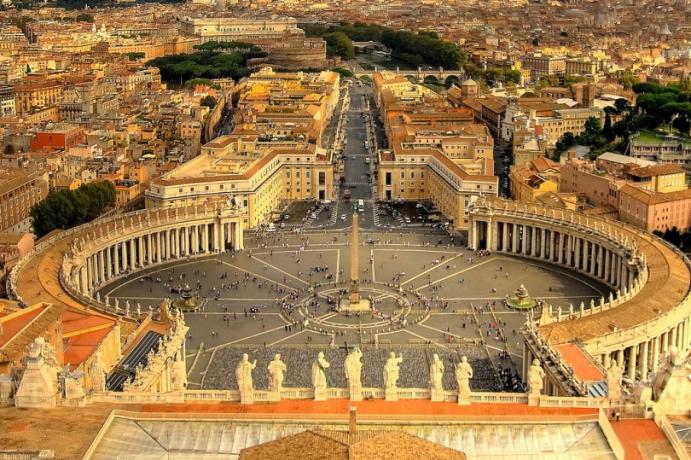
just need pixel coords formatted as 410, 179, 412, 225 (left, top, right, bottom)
349, 406, 357, 436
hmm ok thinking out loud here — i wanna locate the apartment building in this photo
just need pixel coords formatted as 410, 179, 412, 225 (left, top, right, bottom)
145, 70, 339, 228
374, 71, 498, 229
630, 131, 691, 171
560, 153, 691, 231
521, 53, 566, 80
0, 168, 49, 233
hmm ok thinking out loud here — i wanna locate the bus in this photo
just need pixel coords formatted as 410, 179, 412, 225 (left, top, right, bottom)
357, 199, 365, 213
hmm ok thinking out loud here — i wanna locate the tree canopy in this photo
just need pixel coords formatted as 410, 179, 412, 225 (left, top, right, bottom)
30, 181, 116, 238
301, 22, 466, 70
147, 42, 267, 85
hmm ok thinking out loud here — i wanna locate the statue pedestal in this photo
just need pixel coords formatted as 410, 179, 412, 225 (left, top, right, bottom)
349, 386, 362, 402
239, 390, 254, 405
267, 390, 280, 403
14, 359, 57, 409
528, 393, 540, 406
457, 392, 471, 405
430, 388, 444, 402
339, 298, 371, 312
385, 388, 398, 402
314, 387, 328, 401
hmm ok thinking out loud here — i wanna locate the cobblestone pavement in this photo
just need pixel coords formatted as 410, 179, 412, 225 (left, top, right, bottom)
99, 229, 609, 392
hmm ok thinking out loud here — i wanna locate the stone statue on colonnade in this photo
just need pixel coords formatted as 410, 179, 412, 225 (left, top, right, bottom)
430, 353, 445, 402
528, 359, 545, 397
267, 353, 287, 401
383, 352, 403, 401
235, 353, 256, 404
455, 356, 473, 405
171, 352, 187, 392
312, 351, 330, 401
606, 361, 623, 403
344, 347, 363, 401
88, 351, 106, 392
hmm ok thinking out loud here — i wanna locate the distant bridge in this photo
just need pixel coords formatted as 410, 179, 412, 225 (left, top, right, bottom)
353, 66, 466, 83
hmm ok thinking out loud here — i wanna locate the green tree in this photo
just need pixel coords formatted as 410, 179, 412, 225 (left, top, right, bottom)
200, 95, 217, 109
324, 31, 354, 59
75, 13, 94, 22
603, 112, 614, 142
127, 52, 145, 61
30, 181, 115, 238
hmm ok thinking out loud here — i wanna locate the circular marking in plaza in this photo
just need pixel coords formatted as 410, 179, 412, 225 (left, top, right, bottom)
97, 231, 609, 359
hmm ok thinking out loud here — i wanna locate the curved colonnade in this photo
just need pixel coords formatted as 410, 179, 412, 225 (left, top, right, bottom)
7, 203, 244, 321
468, 198, 691, 384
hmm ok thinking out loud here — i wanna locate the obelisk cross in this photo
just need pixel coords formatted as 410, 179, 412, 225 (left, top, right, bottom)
349, 211, 360, 304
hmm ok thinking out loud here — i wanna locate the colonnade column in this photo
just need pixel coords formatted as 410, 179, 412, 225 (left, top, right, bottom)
105, 247, 112, 279
540, 229, 547, 259
512, 223, 518, 253
97, 250, 105, 285
129, 239, 136, 271
627, 344, 638, 380
138, 237, 144, 267
652, 336, 660, 374
147, 234, 153, 264
616, 348, 624, 368
557, 233, 564, 263
113, 244, 120, 276
549, 230, 555, 261
203, 224, 210, 253
502, 223, 509, 252
640, 340, 649, 382
574, 238, 581, 269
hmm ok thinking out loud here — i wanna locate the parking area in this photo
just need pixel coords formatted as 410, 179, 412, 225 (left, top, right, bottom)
278, 200, 334, 228
375, 200, 449, 229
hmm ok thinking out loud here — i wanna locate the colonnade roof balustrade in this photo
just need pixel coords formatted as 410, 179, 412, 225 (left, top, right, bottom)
472, 198, 690, 347
9, 203, 238, 322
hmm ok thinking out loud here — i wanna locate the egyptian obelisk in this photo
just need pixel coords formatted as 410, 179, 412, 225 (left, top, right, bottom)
349, 211, 361, 303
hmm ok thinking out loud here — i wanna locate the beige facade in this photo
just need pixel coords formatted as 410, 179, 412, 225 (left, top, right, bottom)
0, 169, 49, 233
373, 71, 498, 229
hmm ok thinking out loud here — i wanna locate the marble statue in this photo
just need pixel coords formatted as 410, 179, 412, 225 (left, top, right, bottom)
88, 351, 106, 392
267, 354, 287, 393
344, 347, 363, 389
171, 352, 187, 391
528, 359, 545, 396
455, 356, 473, 400
60, 365, 85, 401
383, 352, 403, 390
311, 352, 330, 390
235, 354, 256, 398
344, 347, 363, 400
430, 353, 445, 391
606, 361, 623, 402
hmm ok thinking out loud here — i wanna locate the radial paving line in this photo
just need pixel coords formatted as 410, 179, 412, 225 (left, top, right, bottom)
401, 253, 464, 287
415, 257, 496, 291
206, 324, 290, 352
250, 254, 313, 287
218, 260, 299, 291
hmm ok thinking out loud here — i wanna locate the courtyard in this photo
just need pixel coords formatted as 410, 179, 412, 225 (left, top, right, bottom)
98, 229, 609, 393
